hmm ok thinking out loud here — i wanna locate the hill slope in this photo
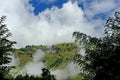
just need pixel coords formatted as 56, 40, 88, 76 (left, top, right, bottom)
12, 43, 83, 80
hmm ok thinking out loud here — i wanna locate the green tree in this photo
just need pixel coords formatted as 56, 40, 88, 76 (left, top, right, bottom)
41, 68, 56, 80
73, 11, 120, 80
0, 16, 16, 79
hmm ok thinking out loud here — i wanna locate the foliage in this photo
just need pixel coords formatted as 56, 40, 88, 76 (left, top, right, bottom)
13, 45, 48, 66
73, 11, 120, 80
14, 68, 56, 80
71, 75, 84, 80
41, 68, 56, 80
42, 43, 78, 70
0, 16, 16, 65
15, 74, 40, 80
0, 16, 16, 79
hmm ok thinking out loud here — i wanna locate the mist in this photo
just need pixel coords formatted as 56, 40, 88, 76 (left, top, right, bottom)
18, 49, 45, 76
2, 52, 20, 67
9, 49, 81, 80
52, 62, 80, 80
0, 47, 80, 79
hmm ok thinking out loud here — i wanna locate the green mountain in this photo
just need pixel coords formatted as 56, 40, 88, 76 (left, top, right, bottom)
11, 42, 83, 80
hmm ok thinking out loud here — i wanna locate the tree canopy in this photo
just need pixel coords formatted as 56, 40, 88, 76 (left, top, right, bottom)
0, 16, 16, 65
73, 11, 120, 80
0, 16, 16, 79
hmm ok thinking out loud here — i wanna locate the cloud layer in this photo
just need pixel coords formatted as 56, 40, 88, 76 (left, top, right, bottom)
1, 0, 118, 48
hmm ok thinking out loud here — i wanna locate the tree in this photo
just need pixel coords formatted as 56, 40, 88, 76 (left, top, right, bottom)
0, 16, 16, 79
41, 68, 56, 80
73, 11, 120, 80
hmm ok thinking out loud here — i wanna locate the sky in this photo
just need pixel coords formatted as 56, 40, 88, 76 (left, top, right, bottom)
0, 0, 120, 48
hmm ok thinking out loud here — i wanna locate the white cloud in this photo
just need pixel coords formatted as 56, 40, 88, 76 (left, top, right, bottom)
75, 0, 120, 35
77, 0, 120, 19
84, 0, 116, 17
0, 0, 102, 48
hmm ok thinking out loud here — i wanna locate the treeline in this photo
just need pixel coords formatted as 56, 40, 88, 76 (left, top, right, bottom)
0, 67, 56, 80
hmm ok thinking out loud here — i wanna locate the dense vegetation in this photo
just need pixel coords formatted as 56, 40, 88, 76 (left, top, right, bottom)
73, 12, 120, 80
0, 16, 16, 79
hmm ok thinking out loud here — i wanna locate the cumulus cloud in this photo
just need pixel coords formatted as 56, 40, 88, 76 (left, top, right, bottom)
0, 0, 103, 48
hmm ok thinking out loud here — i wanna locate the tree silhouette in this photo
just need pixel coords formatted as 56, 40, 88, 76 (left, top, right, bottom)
0, 16, 16, 79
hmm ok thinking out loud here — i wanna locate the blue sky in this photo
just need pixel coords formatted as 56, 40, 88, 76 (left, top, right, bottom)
29, 0, 113, 21
29, 0, 68, 15
0, 0, 120, 48
29, 0, 108, 20
29, 0, 119, 32
28, 0, 120, 35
